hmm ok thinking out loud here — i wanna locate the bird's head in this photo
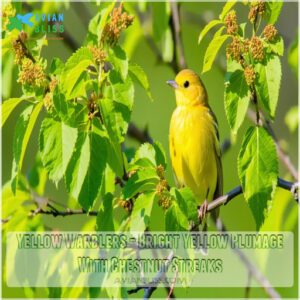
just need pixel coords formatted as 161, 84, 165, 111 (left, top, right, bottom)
167, 69, 208, 106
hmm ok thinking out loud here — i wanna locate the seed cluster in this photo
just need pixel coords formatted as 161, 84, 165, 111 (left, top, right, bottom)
226, 37, 243, 62
1, 3, 16, 31
102, 4, 134, 45
18, 58, 46, 87
43, 93, 53, 112
88, 46, 107, 64
12, 40, 25, 64
158, 196, 171, 210
250, 36, 264, 61
244, 65, 256, 86
225, 10, 238, 35
119, 199, 132, 212
263, 24, 278, 42
248, 1, 265, 23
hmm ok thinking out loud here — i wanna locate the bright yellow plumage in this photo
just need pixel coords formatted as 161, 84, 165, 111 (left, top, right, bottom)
167, 69, 223, 207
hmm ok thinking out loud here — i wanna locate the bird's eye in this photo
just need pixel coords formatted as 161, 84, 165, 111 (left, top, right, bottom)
183, 80, 189, 88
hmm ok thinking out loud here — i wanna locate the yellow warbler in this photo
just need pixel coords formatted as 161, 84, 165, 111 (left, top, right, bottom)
167, 69, 223, 220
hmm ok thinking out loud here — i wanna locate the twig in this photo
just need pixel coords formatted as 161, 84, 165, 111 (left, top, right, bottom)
245, 271, 252, 298
170, 2, 187, 70
204, 177, 298, 215
167, 266, 178, 300
30, 207, 98, 217
216, 220, 281, 299
128, 251, 174, 299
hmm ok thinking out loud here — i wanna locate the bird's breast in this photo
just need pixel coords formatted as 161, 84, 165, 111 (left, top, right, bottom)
169, 105, 218, 202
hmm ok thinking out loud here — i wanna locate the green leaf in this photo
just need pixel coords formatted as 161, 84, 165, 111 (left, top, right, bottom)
130, 192, 156, 232
106, 70, 134, 109
153, 141, 167, 168
255, 54, 282, 119
122, 168, 159, 199
171, 187, 198, 222
198, 20, 224, 44
202, 27, 229, 73
61, 47, 94, 99
224, 61, 251, 134
133, 143, 156, 166
100, 98, 130, 143
50, 57, 64, 75
285, 106, 298, 133
11, 102, 43, 193
265, 36, 284, 56
109, 45, 128, 81
96, 193, 115, 231
238, 126, 278, 230
265, 1, 283, 24
165, 201, 189, 231
65, 122, 108, 211
219, 1, 237, 20
129, 63, 153, 101
39, 118, 78, 184
2, 98, 25, 127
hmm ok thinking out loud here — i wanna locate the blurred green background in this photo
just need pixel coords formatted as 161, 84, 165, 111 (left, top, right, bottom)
2, 1, 298, 298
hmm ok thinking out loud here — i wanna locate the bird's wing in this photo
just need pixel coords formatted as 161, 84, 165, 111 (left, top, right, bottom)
208, 108, 223, 198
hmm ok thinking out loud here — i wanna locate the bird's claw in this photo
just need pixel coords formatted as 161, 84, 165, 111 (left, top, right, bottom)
198, 199, 208, 225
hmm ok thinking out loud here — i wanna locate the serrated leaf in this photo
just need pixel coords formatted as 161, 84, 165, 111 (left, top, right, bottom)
165, 201, 189, 231
65, 122, 107, 210
153, 141, 167, 168
98, 2, 116, 40
106, 70, 134, 109
202, 27, 228, 73
50, 57, 64, 75
238, 126, 278, 230
171, 187, 198, 222
133, 143, 156, 166
100, 98, 130, 143
109, 45, 128, 81
39, 118, 78, 184
96, 193, 114, 231
224, 61, 251, 134
219, 1, 237, 20
198, 20, 224, 44
11, 102, 43, 193
255, 54, 282, 119
61, 47, 94, 99
2, 98, 25, 127
129, 63, 153, 101
122, 168, 159, 199
266, 36, 284, 56
265, 1, 283, 24
130, 192, 156, 232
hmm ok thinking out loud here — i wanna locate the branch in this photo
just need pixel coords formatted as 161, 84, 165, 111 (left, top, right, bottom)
170, 2, 187, 70
30, 206, 98, 217
205, 177, 298, 215
127, 123, 153, 144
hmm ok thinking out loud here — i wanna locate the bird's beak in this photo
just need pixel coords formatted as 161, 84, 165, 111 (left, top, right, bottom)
166, 80, 178, 89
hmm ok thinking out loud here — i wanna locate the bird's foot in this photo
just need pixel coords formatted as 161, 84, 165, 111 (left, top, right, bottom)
198, 199, 208, 225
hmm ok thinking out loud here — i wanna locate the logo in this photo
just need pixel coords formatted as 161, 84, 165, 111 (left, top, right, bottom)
7, 12, 64, 35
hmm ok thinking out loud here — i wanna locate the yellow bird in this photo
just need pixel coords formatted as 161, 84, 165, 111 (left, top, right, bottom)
167, 69, 223, 223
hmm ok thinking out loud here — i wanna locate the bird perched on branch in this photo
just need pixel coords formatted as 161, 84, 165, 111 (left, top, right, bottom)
167, 69, 223, 227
